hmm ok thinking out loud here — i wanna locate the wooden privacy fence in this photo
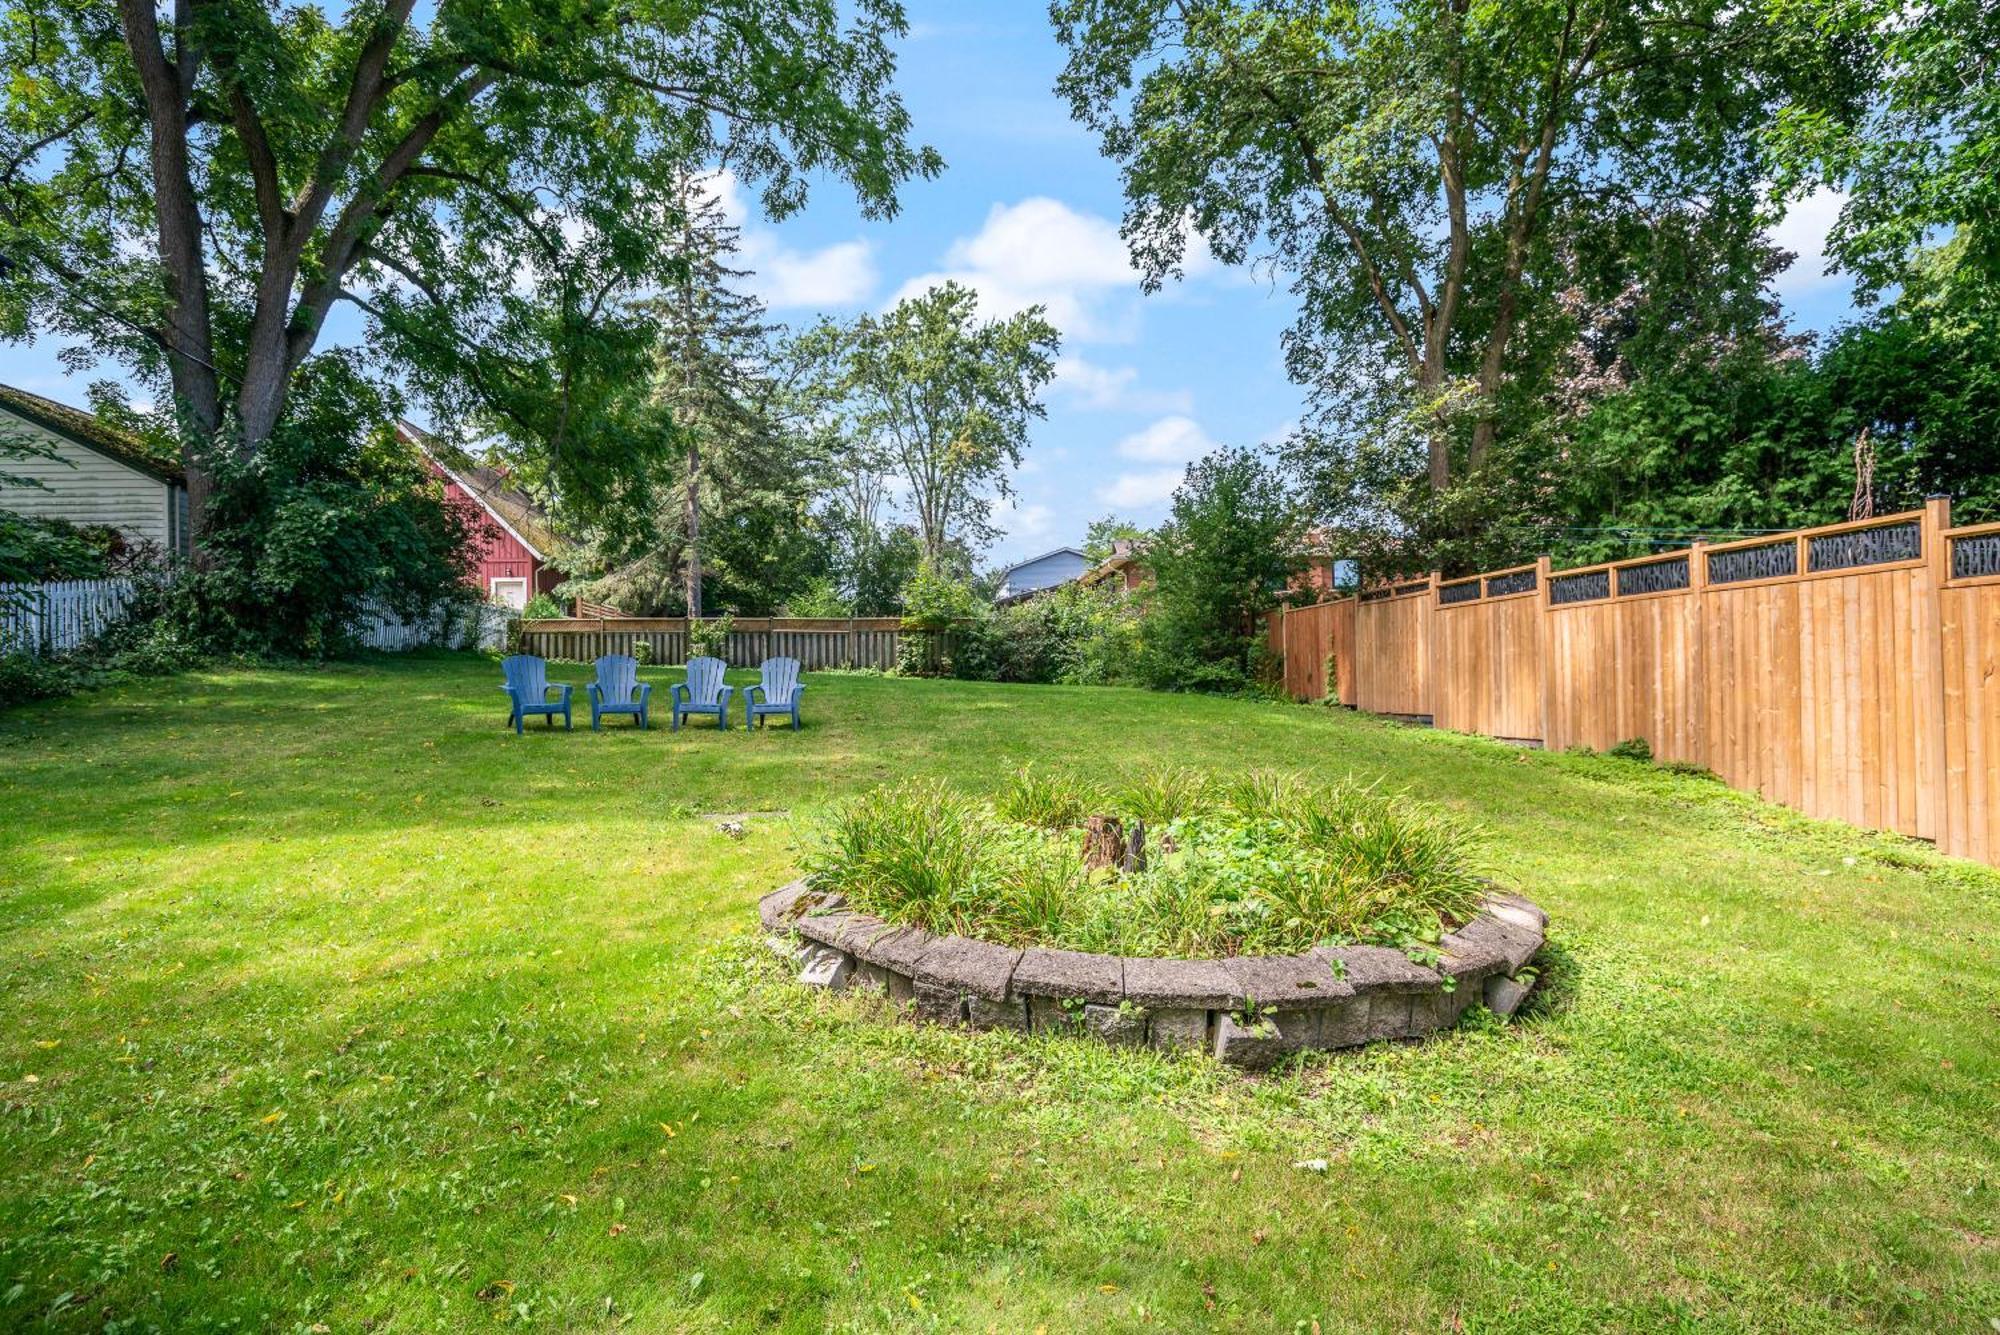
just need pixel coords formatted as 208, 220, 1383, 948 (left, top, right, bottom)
517, 616, 906, 671
1269, 498, 2000, 867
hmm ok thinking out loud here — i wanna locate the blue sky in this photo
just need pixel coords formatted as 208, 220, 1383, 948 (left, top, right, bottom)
2, 4, 1864, 570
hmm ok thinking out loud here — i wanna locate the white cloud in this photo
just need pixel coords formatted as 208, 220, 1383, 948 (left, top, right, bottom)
1052, 356, 1195, 415
888, 197, 1146, 341
1114, 414, 1217, 463
749, 238, 877, 308
699, 169, 878, 309
1768, 188, 1850, 301
1097, 414, 1220, 509
1099, 469, 1187, 509
996, 497, 1056, 542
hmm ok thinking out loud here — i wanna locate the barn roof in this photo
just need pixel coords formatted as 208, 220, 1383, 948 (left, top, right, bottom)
0, 383, 184, 484
397, 421, 560, 559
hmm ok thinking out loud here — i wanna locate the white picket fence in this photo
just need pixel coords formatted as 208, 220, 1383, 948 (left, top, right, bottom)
354, 599, 512, 652
0, 577, 512, 657
0, 579, 137, 657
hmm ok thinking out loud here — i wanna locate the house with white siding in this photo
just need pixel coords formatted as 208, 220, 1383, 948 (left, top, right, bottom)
0, 384, 189, 558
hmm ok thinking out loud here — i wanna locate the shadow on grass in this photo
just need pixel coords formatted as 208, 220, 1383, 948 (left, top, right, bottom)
1515, 936, 1580, 1023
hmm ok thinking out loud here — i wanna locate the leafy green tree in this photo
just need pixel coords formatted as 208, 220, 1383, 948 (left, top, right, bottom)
1807, 248, 2000, 522
1082, 514, 1147, 562
1139, 448, 1303, 692
1766, 0, 2000, 298
557, 173, 826, 616
798, 282, 1059, 565
783, 575, 852, 618
0, 0, 940, 547
1053, 0, 1790, 489
1285, 211, 1827, 574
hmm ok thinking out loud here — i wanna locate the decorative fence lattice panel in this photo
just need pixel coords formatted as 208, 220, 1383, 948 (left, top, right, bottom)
1708, 540, 1797, 585
1550, 570, 1611, 605
1438, 579, 1482, 606
1951, 532, 2000, 581
1617, 556, 1690, 597
1807, 520, 1921, 572
1485, 570, 1537, 598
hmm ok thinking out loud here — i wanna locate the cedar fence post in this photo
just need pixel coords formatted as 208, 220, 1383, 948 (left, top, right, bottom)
1535, 555, 1553, 749
1689, 539, 1709, 771
1920, 495, 1952, 847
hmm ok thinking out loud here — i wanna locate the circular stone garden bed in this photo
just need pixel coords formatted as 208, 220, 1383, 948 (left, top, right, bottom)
758, 769, 1549, 1068
760, 880, 1547, 1069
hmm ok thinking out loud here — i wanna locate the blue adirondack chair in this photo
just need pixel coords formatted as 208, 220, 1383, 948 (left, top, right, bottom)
588, 653, 651, 730
671, 656, 734, 731
500, 654, 572, 733
743, 656, 806, 730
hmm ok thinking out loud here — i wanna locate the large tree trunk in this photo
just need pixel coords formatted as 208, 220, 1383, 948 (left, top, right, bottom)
121, 0, 224, 547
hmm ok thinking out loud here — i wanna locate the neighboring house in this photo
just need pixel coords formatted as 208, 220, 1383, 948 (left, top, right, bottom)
0, 383, 190, 558
1080, 538, 1354, 599
397, 422, 563, 611
1080, 538, 1149, 594
994, 546, 1092, 604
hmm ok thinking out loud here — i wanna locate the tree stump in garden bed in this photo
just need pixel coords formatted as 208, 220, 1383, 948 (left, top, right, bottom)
1081, 816, 1126, 871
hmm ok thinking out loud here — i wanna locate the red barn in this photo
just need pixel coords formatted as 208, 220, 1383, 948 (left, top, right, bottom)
398, 422, 562, 610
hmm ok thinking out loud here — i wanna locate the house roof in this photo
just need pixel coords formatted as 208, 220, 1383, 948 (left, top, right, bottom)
1079, 552, 1139, 587
997, 545, 1088, 579
398, 421, 560, 560
0, 383, 184, 484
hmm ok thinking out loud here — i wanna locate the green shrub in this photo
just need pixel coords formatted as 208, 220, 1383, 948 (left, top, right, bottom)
984, 581, 1139, 685
689, 612, 733, 659
1607, 737, 1654, 763
0, 652, 100, 703
798, 779, 1001, 936
898, 560, 979, 632
144, 357, 478, 659
1222, 769, 1307, 821
784, 576, 852, 619
0, 512, 123, 583
521, 593, 565, 620
1135, 448, 1305, 693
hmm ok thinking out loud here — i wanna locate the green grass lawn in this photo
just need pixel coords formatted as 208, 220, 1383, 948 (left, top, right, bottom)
1, 653, 1995, 1333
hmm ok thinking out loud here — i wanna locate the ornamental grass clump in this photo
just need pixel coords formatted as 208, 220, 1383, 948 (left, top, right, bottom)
1117, 763, 1215, 824
994, 765, 1104, 829
799, 779, 997, 936
800, 772, 1485, 958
